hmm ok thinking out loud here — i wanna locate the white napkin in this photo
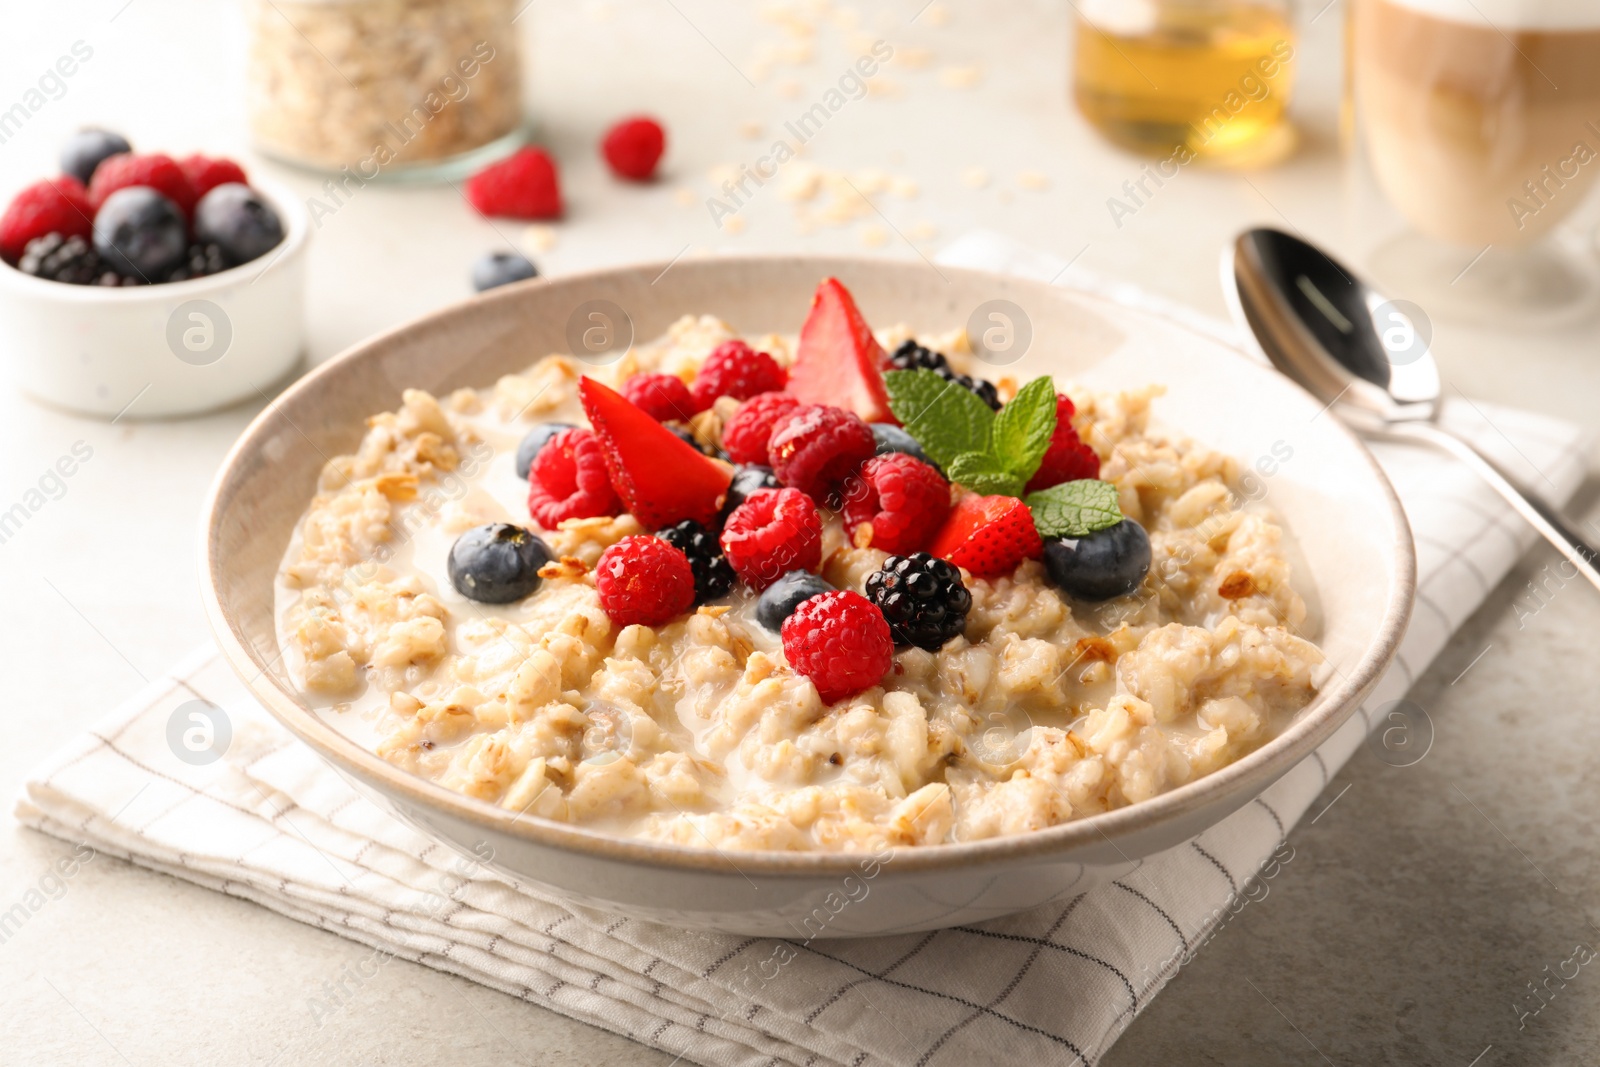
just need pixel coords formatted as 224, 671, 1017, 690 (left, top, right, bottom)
16, 233, 1591, 1067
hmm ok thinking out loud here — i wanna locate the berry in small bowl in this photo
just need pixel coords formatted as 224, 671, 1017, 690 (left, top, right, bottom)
0, 129, 308, 418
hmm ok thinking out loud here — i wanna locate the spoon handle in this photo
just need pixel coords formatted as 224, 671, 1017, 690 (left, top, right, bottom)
1376, 420, 1600, 593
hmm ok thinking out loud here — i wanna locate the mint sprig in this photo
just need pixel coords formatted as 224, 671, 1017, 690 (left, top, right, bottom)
883, 369, 995, 470
885, 368, 1125, 538
1025, 479, 1123, 539
884, 369, 1056, 489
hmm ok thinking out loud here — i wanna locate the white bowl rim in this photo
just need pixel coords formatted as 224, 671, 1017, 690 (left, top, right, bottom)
201, 253, 1416, 877
0, 174, 309, 300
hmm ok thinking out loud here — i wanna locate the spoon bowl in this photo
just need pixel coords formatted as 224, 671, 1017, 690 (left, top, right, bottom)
1225, 226, 1600, 592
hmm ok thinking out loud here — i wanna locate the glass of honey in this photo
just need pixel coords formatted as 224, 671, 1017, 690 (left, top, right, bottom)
1072, 0, 1297, 166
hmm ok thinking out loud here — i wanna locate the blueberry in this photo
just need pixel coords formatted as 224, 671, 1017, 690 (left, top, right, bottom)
472, 251, 538, 292
515, 422, 576, 479
870, 423, 934, 468
1042, 519, 1151, 601
447, 523, 552, 604
61, 129, 130, 185
193, 183, 284, 266
718, 463, 781, 523
92, 188, 187, 279
755, 570, 834, 632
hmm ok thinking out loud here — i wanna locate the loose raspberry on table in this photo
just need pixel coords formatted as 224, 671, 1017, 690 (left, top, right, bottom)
594, 535, 696, 627
526, 427, 620, 528
1025, 394, 1100, 493
719, 487, 822, 591
178, 154, 249, 200
1, 178, 92, 263
781, 589, 894, 704
601, 116, 666, 181
464, 147, 563, 220
840, 452, 951, 553
621, 372, 695, 423
690, 339, 787, 410
87, 153, 197, 217
767, 404, 875, 503
721, 392, 800, 466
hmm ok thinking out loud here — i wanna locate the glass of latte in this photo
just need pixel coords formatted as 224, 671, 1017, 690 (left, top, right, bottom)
1350, 0, 1600, 322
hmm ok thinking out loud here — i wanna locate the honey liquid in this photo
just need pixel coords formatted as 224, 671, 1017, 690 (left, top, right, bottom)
1072, 3, 1297, 164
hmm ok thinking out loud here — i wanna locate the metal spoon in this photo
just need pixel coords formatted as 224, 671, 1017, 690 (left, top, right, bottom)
1224, 226, 1600, 592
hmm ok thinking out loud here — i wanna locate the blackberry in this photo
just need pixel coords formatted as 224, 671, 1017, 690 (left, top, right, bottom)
888, 339, 1001, 411
658, 519, 736, 604
888, 338, 950, 373
18, 233, 102, 285
865, 552, 972, 651
96, 270, 141, 287
165, 242, 227, 283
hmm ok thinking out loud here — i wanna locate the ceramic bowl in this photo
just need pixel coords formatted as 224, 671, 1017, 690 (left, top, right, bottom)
0, 177, 309, 419
201, 256, 1414, 937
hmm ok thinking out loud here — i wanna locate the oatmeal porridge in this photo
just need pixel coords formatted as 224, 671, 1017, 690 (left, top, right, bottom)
275, 278, 1324, 852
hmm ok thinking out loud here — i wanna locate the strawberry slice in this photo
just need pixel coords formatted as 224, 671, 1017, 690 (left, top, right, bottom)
578, 377, 732, 528
928, 494, 1044, 578
787, 277, 894, 423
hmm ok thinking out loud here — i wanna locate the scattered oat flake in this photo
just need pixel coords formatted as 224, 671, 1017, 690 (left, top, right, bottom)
961, 166, 990, 189
895, 47, 933, 69
674, 187, 698, 207
923, 3, 951, 26
739, 121, 764, 140
722, 215, 747, 235
890, 177, 920, 200
909, 220, 939, 241
860, 225, 889, 248
523, 224, 557, 252
1018, 170, 1050, 191
939, 65, 983, 89
708, 164, 739, 186
865, 76, 903, 98
777, 79, 804, 100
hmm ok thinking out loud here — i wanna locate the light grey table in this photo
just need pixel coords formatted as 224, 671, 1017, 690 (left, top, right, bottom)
4, 2, 1597, 1064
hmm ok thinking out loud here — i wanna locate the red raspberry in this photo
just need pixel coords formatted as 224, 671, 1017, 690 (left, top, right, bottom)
691, 339, 787, 411
1025, 395, 1100, 493
720, 487, 822, 590
464, 147, 563, 220
87, 153, 197, 217
178, 154, 249, 200
781, 590, 894, 703
840, 453, 952, 553
621, 372, 695, 422
601, 116, 666, 181
595, 535, 696, 627
721, 392, 800, 465
526, 428, 620, 528
0, 178, 92, 262
767, 404, 875, 502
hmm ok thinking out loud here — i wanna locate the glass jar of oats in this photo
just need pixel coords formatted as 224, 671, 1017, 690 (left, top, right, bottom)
247, 0, 526, 180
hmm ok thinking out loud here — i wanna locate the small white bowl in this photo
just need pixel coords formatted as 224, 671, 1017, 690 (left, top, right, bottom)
0, 177, 309, 419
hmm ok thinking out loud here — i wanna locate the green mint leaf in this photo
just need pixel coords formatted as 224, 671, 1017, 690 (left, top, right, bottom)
947, 451, 1024, 497
989, 375, 1057, 484
884, 369, 995, 470
1026, 479, 1123, 539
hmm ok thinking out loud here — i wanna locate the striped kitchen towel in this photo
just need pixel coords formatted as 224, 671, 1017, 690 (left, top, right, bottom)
15, 232, 1591, 1066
